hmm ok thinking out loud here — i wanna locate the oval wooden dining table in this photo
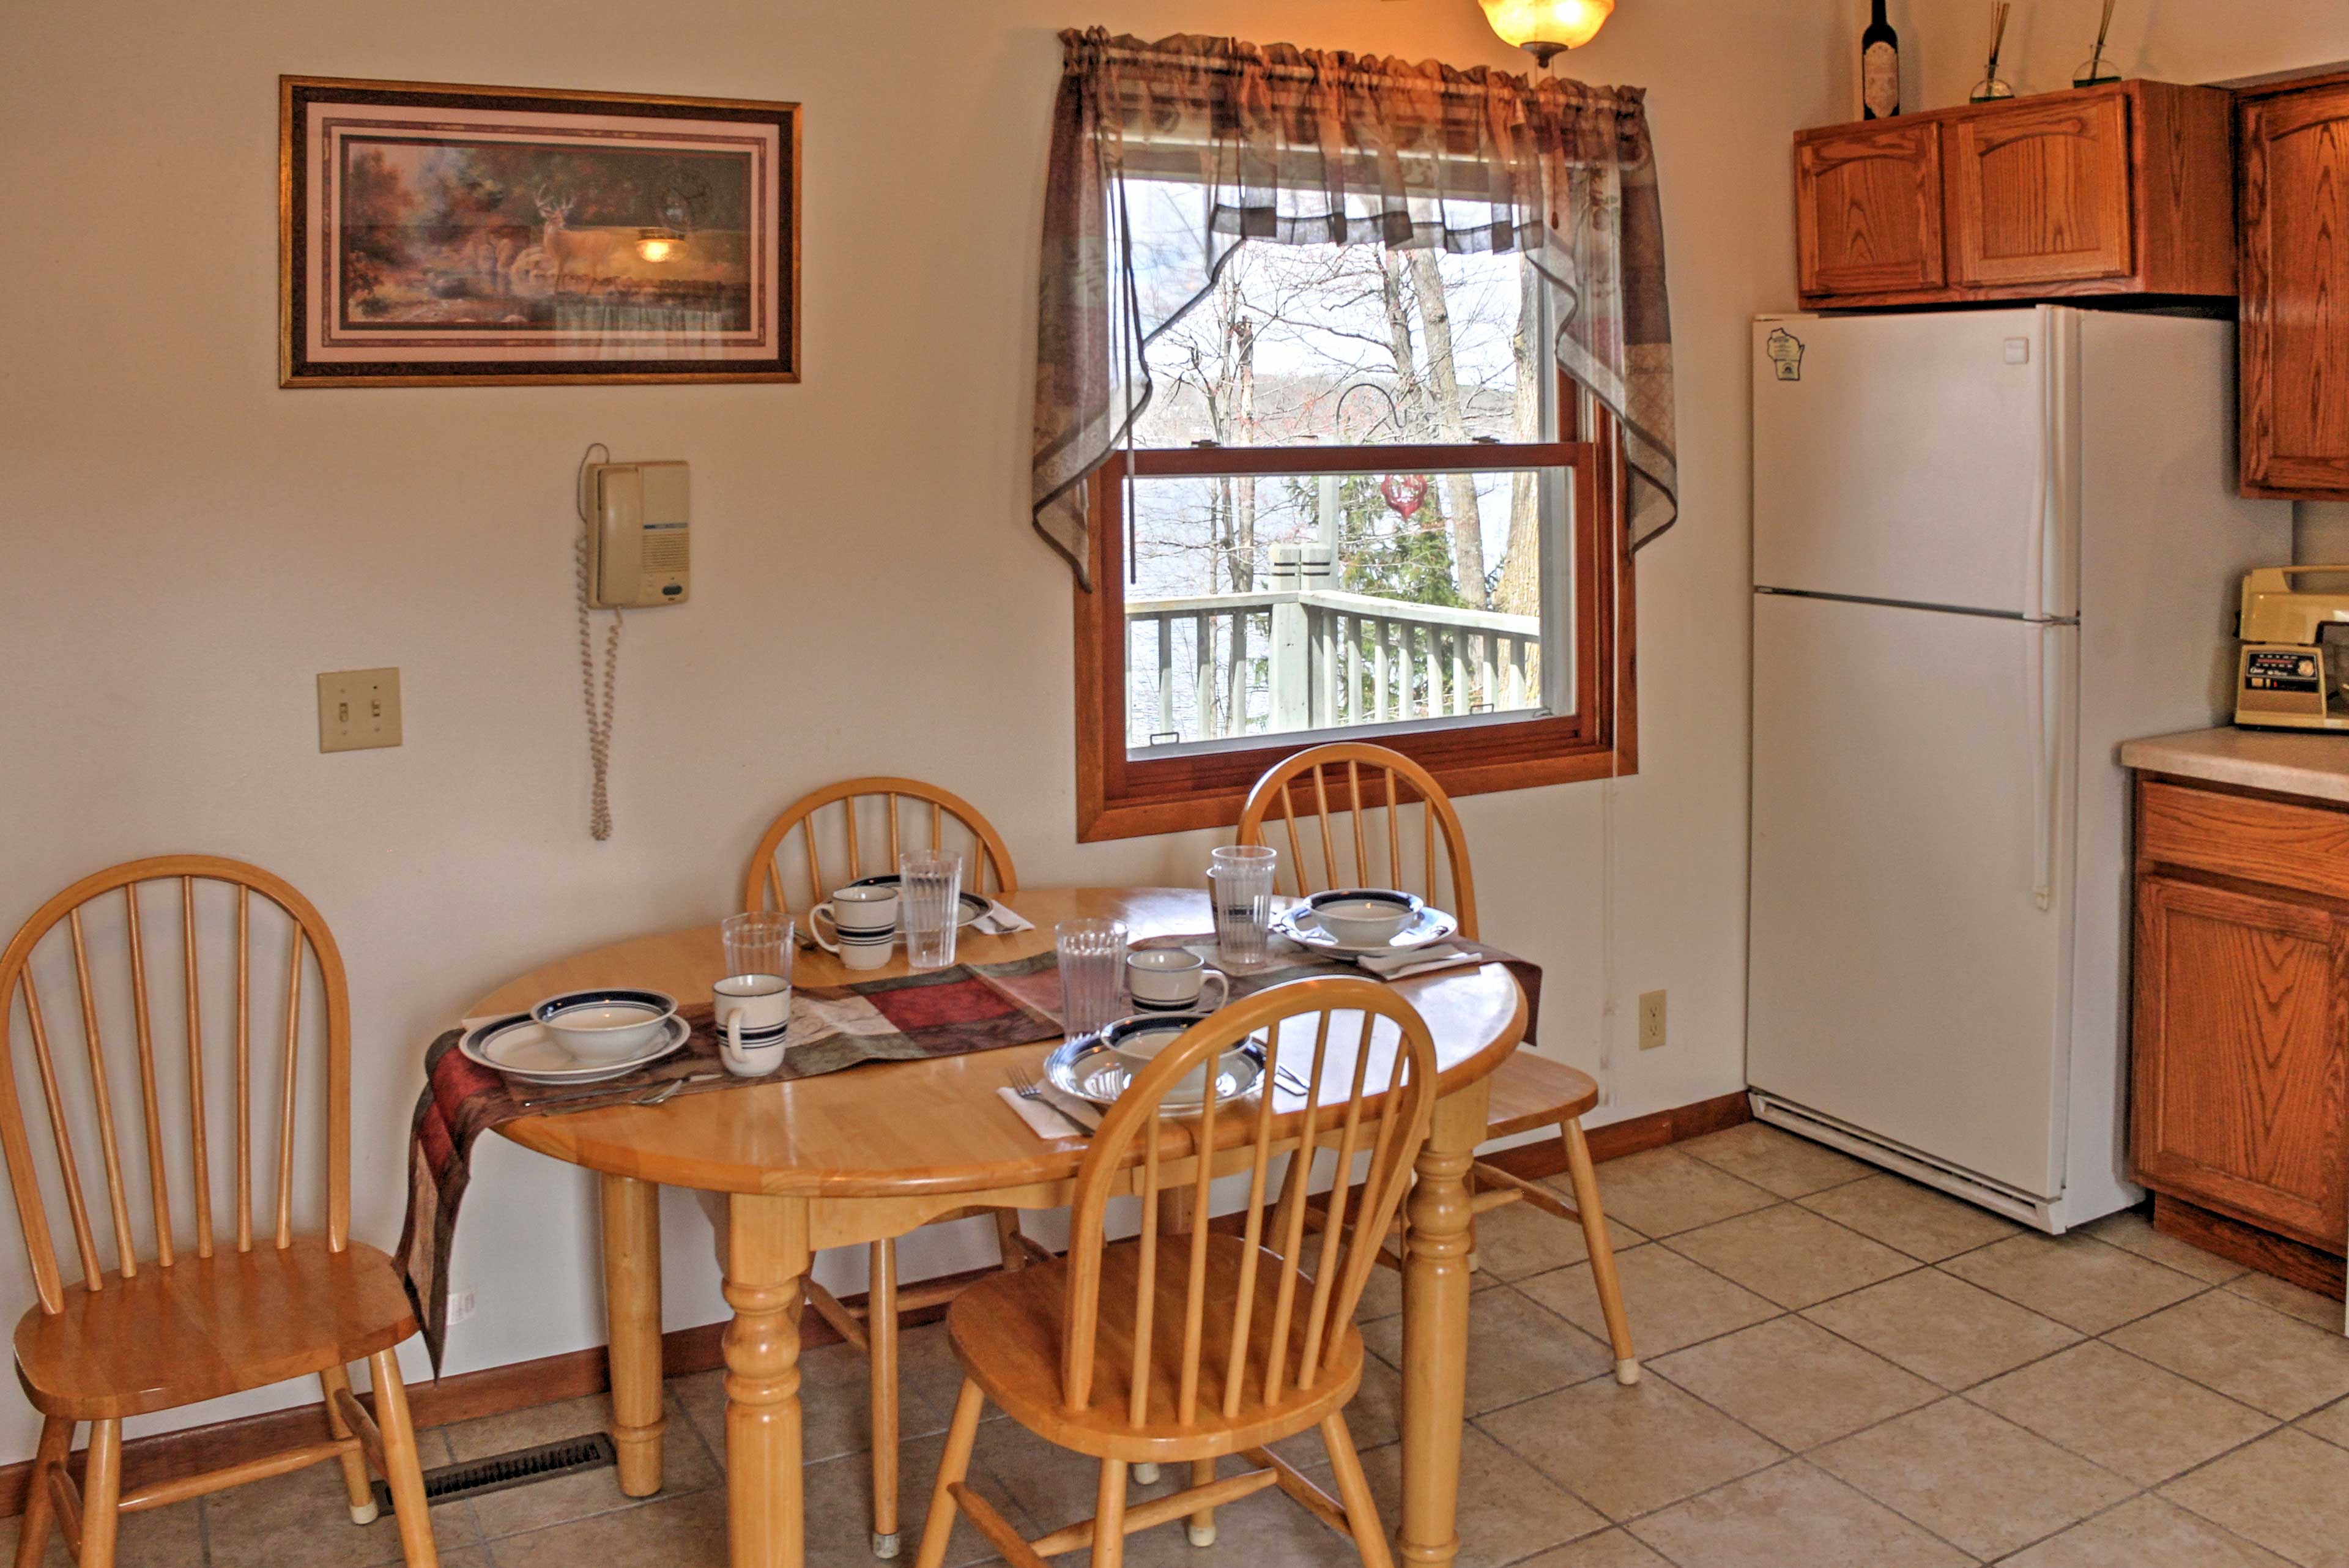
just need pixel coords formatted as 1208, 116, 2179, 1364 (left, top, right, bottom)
469, 886, 1527, 1568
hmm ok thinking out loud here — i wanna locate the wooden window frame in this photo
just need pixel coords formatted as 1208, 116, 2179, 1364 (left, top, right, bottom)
1074, 385, 1637, 842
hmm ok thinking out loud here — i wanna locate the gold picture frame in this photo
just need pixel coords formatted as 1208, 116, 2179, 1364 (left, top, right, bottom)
280, 75, 801, 387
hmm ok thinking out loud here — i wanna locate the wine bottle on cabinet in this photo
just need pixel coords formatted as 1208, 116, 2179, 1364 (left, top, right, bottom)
1862, 0, 1901, 119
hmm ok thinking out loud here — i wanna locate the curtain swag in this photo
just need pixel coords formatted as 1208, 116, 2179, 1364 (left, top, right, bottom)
1032, 27, 1679, 589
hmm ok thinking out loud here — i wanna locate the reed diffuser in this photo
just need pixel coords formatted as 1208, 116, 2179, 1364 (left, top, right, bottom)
1970, 2, 2015, 103
2075, 0, 2122, 86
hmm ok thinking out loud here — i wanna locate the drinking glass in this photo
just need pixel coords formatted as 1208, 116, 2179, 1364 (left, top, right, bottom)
897, 852, 963, 970
721, 912, 795, 984
1208, 845, 1278, 967
1056, 918, 1130, 1043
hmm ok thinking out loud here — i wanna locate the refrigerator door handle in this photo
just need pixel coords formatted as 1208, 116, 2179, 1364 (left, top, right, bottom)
2029, 620, 2056, 912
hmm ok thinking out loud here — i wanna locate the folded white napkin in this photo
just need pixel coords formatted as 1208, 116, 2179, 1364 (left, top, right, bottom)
979, 901, 1036, 934
1356, 944, 1483, 981
998, 1083, 1100, 1139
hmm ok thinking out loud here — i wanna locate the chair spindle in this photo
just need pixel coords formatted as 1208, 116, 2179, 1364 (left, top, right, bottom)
67, 910, 138, 1281
182, 876, 214, 1260
123, 886, 174, 1269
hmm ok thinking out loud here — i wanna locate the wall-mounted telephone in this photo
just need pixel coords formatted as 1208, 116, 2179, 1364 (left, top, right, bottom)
573, 448, 691, 841
584, 459, 691, 607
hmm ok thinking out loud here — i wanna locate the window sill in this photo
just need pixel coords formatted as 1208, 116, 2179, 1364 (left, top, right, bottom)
1077, 734, 1641, 842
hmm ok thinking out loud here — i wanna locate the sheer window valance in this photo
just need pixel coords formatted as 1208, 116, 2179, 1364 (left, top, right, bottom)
1033, 27, 1678, 588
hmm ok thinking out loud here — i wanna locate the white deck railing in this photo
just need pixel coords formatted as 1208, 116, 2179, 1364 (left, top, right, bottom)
1126, 581, 1541, 745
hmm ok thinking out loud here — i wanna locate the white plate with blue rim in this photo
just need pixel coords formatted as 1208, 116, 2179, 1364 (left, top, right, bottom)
459, 1011, 691, 1085
1272, 897, 1458, 957
1045, 1016, 1266, 1111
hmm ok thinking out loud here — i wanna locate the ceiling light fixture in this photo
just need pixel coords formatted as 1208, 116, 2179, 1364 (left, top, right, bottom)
1479, 0, 1616, 65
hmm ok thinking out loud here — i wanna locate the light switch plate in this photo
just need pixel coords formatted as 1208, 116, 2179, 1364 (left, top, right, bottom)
317, 668, 402, 753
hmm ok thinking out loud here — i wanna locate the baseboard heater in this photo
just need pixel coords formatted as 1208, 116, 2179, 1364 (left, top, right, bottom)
1748, 1091, 2066, 1233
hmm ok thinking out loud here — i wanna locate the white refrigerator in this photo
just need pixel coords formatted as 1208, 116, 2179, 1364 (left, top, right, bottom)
1746, 307, 2290, 1232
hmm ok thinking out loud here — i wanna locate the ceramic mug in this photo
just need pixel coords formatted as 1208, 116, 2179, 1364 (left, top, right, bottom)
712, 975, 790, 1077
808, 885, 899, 972
1125, 948, 1230, 1014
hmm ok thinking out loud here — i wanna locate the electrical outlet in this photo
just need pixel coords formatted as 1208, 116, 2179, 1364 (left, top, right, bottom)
317, 668, 402, 752
1638, 989, 1668, 1051
447, 1288, 478, 1326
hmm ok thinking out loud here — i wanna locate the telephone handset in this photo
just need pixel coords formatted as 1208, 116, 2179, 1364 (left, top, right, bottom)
585, 460, 691, 608
574, 448, 691, 841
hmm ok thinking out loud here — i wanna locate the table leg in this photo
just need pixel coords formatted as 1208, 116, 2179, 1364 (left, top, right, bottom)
601, 1173, 667, 1497
1397, 1086, 1482, 1568
725, 1193, 812, 1568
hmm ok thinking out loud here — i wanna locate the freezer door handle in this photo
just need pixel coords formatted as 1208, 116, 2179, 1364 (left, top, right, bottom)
2028, 621, 2057, 911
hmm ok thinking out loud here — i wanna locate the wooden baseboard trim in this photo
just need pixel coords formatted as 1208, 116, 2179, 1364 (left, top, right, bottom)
2151, 1192, 2346, 1301
0, 1085, 1751, 1518
1482, 1088, 1753, 1181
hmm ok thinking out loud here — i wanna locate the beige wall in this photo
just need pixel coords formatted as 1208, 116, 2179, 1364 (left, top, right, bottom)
0, 0, 1839, 1460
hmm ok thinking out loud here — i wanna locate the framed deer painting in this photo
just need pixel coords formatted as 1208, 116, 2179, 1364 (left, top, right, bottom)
280, 76, 800, 385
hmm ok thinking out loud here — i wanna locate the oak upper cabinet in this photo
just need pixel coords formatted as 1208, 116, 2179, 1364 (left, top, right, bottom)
1796, 121, 1943, 297
1795, 81, 2235, 310
2240, 78, 2349, 497
1945, 94, 2131, 286
2131, 779, 2349, 1262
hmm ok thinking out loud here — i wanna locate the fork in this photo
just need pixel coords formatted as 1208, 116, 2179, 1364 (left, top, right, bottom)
1007, 1067, 1048, 1103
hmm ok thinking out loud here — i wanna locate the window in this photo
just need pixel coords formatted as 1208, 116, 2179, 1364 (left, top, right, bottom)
1074, 217, 1635, 842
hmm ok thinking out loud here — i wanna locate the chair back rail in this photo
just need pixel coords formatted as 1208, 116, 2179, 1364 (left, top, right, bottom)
1059, 979, 1436, 1429
0, 856, 351, 1313
741, 776, 1018, 918
1234, 744, 1479, 940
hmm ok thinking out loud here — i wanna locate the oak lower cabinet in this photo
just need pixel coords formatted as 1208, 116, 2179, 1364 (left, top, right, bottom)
2131, 776, 2349, 1294
2239, 75, 2349, 497
1795, 80, 2235, 310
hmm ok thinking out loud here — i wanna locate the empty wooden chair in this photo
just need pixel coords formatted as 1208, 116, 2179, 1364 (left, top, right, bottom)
1238, 743, 1639, 1384
918, 978, 1436, 1568
0, 856, 438, 1568
743, 777, 1042, 1557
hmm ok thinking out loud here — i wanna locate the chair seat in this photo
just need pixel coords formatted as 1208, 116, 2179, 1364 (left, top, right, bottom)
948, 1232, 1361, 1463
14, 1238, 418, 1420
1484, 1049, 1599, 1139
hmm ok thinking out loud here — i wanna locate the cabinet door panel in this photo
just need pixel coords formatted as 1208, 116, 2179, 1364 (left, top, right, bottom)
1948, 95, 2134, 286
2242, 87, 2349, 494
1797, 122, 1944, 297
2131, 876, 2348, 1248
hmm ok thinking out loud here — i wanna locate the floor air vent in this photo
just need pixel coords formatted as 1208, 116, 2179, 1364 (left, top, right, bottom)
372, 1433, 619, 1514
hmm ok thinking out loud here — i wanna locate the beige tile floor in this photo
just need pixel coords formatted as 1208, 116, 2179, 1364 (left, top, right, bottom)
13, 1124, 2348, 1567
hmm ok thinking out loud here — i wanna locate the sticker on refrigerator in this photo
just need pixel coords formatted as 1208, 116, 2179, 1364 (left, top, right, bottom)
1765, 328, 1806, 382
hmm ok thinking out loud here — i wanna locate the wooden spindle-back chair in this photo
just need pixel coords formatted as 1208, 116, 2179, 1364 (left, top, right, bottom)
0, 856, 436, 1568
1239, 743, 1641, 1386
918, 979, 1436, 1568
741, 776, 1018, 920
739, 778, 1037, 1556
1234, 743, 1479, 931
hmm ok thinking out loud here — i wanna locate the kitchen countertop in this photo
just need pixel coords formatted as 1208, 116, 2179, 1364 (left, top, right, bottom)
2121, 726, 2349, 805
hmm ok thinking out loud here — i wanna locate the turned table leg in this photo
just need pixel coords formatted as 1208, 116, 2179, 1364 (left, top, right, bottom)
725, 1193, 812, 1568
601, 1173, 667, 1497
1398, 1085, 1483, 1568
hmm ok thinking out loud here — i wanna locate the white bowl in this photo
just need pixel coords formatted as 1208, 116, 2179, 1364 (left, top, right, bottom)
1306, 889, 1422, 948
533, 989, 678, 1061
1101, 1014, 1245, 1101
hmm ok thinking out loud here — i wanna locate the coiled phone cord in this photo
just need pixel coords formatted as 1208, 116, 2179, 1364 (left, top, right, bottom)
576, 442, 623, 841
